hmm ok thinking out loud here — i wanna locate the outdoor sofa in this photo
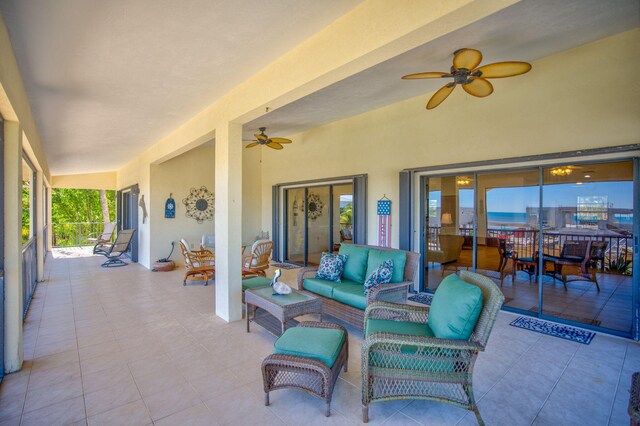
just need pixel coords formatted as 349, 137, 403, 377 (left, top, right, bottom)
297, 244, 419, 329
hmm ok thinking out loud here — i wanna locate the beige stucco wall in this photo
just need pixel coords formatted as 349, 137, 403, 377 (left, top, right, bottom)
52, 172, 117, 190
259, 29, 640, 247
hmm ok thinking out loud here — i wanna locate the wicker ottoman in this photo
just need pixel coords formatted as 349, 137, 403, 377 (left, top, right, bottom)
262, 321, 348, 417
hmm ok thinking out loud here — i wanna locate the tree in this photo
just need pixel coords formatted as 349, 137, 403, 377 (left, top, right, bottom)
99, 190, 110, 224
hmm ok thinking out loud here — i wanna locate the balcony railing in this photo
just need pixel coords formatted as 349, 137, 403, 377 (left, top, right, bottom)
52, 222, 106, 247
428, 226, 633, 273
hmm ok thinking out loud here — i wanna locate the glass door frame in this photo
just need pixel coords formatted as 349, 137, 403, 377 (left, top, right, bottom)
413, 153, 640, 340
117, 184, 139, 263
273, 174, 367, 265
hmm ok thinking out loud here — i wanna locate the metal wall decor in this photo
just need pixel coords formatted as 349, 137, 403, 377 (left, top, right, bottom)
183, 186, 215, 223
306, 192, 324, 221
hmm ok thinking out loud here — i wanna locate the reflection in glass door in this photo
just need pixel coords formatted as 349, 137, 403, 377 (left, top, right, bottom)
285, 183, 353, 266
541, 161, 634, 333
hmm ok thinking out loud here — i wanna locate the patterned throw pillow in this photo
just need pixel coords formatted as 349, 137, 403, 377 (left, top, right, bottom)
364, 259, 394, 293
316, 252, 348, 283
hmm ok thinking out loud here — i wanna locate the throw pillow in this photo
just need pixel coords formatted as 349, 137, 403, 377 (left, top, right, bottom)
315, 252, 348, 283
363, 259, 394, 293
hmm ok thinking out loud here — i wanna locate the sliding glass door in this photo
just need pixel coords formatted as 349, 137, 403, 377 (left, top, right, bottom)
284, 183, 354, 266
419, 158, 637, 336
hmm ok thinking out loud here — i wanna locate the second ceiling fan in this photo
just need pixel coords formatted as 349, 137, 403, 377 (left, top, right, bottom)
245, 127, 292, 150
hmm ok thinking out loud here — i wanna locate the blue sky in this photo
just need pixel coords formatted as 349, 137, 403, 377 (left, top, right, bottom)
438, 181, 633, 212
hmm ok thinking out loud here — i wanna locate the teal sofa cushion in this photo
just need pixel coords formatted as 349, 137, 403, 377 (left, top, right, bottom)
242, 276, 272, 291
303, 278, 340, 298
428, 274, 483, 340
274, 327, 345, 368
366, 249, 407, 283
365, 318, 434, 338
332, 283, 367, 310
339, 245, 370, 283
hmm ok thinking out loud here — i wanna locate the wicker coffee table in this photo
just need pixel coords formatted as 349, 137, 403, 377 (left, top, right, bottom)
245, 286, 322, 336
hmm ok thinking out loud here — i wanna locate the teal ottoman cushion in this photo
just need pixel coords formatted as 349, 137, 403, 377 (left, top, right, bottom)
339, 245, 370, 283
332, 283, 367, 310
428, 274, 483, 340
242, 276, 272, 291
274, 327, 345, 368
365, 249, 407, 284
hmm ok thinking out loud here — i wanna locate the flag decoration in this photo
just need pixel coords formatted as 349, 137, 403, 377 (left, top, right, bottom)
377, 197, 391, 248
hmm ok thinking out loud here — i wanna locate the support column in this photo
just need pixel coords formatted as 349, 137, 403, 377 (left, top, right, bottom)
214, 121, 243, 322
4, 121, 23, 373
36, 171, 44, 281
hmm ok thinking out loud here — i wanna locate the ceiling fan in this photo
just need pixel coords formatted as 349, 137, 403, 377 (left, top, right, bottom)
245, 127, 292, 150
402, 48, 532, 110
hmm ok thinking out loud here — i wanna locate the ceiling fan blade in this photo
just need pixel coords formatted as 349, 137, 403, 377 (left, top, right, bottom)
269, 137, 292, 144
453, 49, 482, 71
402, 72, 451, 80
427, 83, 456, 110
245, 142, 259, 148
254, 133, 267, 141
474, 61, 532, 78
462, 78, 494, 97
267, 142, 283, 150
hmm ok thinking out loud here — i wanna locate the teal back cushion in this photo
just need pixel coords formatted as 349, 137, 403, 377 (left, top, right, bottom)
365, 249, 407, 283
338, 245, 370, 283
428, 274, 483, 340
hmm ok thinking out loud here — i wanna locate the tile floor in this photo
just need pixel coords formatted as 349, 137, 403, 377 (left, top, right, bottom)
0, 248, 638, 425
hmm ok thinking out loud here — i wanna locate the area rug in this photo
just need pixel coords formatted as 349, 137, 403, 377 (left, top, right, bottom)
510, 316, 596, 345
270, 262, 300, 270
528, 307, 601, 327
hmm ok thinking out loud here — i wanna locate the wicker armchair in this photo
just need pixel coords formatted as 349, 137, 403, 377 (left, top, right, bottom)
242, 240, 274, 277
179, 239, 215, 286
361, 270, 505, 424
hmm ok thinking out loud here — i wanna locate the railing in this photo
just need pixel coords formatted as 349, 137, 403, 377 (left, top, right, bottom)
52, 222, 105, 247
22, 237, 37, 320
428, 226, 633, 273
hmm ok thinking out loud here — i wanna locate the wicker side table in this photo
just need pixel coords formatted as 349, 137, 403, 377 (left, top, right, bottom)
245, 286, 322, 336
629, 372, 640, 425
262, 322, 348, 417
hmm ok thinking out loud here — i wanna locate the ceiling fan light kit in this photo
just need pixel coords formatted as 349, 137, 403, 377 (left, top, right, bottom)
245, 127, 292, 150
402, 48, 532, 109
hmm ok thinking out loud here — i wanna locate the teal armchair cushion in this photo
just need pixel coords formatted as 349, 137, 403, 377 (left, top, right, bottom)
428, 274, 483, 340
339, 245, 370, 283
366, 249, 407, 283
242, 276, 272, 291
274, 327, 345, 368
332, 283, 367, 310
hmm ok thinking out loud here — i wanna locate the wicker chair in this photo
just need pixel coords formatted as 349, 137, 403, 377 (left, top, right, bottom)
361, 270, 505, 424
242, 240, 274, 277
179, 239, 215, 286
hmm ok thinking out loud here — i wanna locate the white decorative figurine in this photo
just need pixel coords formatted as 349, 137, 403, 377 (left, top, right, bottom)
270, 269, 291, 295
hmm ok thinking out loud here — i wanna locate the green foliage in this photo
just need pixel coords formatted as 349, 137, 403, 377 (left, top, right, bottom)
606, 252, 632, 275
340, 202, 353, 225
52, 189, 116, 246
51, 189, 115, 224
22, 182, 31, 244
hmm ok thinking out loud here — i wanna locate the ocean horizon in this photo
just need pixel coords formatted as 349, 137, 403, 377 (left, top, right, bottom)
487, 211, 528, 223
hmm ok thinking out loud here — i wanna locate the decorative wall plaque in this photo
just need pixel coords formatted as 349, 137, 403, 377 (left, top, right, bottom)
306, 192, 324, 221
182, 186, 215, 223
165, 193, 176, 218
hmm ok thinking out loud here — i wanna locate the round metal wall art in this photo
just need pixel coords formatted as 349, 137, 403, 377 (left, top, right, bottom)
306, 192, 324, 221
183, 186, 215, 223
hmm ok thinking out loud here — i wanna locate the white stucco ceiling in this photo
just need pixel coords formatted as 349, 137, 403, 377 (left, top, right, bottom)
1, 0, 638, 174
245, 0, 640, 141
0, 0, 362, 174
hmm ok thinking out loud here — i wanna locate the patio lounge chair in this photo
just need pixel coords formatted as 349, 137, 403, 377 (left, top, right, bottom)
180, 239, 215, 286
544, 240, 597, 290
361, 270, 504, 424
93, 229, 136, 267
87, 222, 116, 245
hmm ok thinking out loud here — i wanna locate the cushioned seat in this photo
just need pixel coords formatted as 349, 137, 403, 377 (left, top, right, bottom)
274, 326, 346, 368
242, 276, 272, 291
365, 318, 434, 338
303, 278, 360, 298
332, 283, 366, 310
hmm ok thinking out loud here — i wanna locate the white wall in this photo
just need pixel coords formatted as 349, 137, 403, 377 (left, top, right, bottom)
258, 30, 640, 247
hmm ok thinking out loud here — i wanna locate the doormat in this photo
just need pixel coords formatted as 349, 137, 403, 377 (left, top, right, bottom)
528, 307, 601, 327
270, 263, 300, 270
510, 316, 596, 345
